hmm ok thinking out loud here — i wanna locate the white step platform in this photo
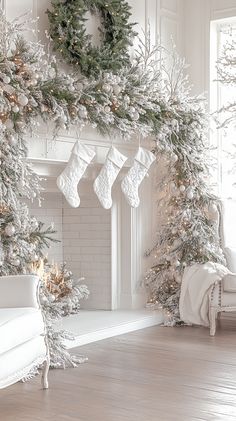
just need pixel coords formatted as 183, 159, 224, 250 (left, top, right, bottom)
59, 309, 163, 349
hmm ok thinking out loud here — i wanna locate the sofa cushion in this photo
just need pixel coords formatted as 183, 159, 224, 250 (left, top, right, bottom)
224, 247, 236, 273
0, 307, 45, 356
223, 274, 236, 293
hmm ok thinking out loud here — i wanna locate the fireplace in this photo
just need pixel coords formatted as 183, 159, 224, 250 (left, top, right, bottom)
28, 135, 155, 311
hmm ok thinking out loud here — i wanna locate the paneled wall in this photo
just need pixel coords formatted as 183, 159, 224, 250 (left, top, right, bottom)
183, 0, 236, 97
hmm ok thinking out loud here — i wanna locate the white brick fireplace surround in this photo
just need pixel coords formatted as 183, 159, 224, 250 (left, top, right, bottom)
28, 135, 162, 343
29, 134, 154, 310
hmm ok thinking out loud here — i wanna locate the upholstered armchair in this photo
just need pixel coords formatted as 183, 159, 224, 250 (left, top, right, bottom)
209, 199, 236, 335
0, 274, 49, 389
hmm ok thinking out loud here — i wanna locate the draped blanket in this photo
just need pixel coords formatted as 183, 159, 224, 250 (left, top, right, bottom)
179, 262, 230, 326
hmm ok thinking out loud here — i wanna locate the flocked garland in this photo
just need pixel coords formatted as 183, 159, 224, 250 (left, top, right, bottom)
47, 0, 136, 77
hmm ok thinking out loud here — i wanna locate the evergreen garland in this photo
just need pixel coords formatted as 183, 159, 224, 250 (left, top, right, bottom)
47, 0, 137, 77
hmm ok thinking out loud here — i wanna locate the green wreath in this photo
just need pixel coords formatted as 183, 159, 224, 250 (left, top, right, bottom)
47, 0, 136, 78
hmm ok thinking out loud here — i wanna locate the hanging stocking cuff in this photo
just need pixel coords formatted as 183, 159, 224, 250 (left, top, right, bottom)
135, 147, 156, 169
72, 142, 96, 164
108, 146, 128, 168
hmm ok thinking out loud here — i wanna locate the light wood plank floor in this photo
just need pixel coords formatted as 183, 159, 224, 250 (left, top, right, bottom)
1, 313, 236, 421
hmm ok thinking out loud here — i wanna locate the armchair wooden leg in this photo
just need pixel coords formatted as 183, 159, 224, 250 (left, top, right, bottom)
41, 357, 50, 389
209, 307, 218, 336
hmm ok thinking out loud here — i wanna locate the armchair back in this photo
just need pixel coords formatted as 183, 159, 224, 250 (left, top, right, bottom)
0, 275, 40, 308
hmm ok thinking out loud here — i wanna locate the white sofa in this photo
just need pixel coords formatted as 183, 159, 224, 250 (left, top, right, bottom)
209, 199, 236, 335
0, 275, 49, 389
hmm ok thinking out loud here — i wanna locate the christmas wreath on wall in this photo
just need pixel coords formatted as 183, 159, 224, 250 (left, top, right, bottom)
47, 0, 136, 77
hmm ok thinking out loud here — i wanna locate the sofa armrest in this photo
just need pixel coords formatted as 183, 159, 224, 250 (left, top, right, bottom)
0, 275, 40, 309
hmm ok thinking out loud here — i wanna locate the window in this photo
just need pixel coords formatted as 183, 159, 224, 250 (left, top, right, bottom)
210, 17, 236, 198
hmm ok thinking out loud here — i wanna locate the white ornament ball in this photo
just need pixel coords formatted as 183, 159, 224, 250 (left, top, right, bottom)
103, 83, 112, 93
30, 78, 38, 86
172, 153, 178, 162
79, 108, 88, 119
179, 185, 186, 193
124, 95, 130, 104
104, 105, 111, 113
186, 189, 194, 200
3, 75, 11, 84
4, 84, 14, 94
31, 218, 39, 230
113, 84, 122, 96
77, 82, 84, 91
49, 294, 55, 303
12, 105, 19, 113
30, 191, 37, 199
128, 106, 136, 114
170, 181, 176, 189
132, 111, 140, 121
32, 254, 38, 262
5, 119, 14, 130
8, 134, 17, 145
18, 94, 28, 106
12, 258, 20, 267
5, 223, 16, 236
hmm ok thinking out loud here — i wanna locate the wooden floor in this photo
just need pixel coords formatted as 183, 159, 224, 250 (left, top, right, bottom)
1, 314, 236, 421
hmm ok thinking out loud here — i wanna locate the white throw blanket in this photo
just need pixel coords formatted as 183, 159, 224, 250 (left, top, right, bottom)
179, 262, 230, 326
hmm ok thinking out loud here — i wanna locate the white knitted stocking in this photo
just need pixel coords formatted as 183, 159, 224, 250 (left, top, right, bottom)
121, 147, 156, 208
57, 141, 95, 208
93, 146, 127, 209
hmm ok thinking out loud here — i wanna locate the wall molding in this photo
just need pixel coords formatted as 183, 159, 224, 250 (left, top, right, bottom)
212, 7, 236, 20
0, 0, 5, 13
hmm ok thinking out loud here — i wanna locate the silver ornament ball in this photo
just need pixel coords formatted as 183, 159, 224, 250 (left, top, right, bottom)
5, 223, 16, 236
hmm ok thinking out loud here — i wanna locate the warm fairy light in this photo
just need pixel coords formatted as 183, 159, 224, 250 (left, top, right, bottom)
31, 258, 45, 279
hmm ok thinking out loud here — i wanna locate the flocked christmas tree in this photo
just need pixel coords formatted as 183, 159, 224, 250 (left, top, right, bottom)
144, 48, 226, 322
0, 12, 89, 368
